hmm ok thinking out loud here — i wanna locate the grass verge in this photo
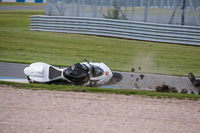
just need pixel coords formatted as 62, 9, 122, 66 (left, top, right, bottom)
1, 81, 200, 100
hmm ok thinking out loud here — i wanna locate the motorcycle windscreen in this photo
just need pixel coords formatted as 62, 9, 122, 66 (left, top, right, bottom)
92, 66, 104, 77
63, 63, 90, 85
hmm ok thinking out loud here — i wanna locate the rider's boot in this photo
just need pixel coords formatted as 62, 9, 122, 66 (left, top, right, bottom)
188, 73, 200, 87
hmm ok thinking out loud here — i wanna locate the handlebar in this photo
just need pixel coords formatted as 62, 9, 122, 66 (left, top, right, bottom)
84, 59, 89, 64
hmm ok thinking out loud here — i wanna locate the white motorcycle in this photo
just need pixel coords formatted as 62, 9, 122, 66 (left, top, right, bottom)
24, 59, 113, 86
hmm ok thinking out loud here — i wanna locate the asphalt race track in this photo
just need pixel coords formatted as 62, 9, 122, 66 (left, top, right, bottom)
0, 62, 28, 78
0, 62, 199, 94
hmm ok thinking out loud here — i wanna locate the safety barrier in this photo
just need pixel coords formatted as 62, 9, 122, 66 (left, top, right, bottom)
30, 15, 200, 46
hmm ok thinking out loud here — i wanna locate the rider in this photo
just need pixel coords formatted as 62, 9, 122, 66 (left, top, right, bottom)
188, 73, 200, 87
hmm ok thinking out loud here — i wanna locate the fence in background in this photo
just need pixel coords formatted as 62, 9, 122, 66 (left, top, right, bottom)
30, 15, 200, 46
45, 0, 200, 26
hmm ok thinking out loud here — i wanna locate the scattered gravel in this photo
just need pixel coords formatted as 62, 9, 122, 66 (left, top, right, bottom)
0, 85, 200, 133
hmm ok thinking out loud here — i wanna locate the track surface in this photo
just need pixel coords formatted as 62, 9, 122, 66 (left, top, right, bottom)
0, 62, 199, 94
0, 62, 28, 79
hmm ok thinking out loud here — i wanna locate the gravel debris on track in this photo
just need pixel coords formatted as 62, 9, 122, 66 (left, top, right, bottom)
0, 85, 200, 133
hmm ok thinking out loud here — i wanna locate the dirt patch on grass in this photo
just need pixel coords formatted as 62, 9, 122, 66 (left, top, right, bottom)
0, 85, 200, 133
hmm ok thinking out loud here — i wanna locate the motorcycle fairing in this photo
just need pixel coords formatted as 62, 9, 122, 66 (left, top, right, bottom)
83, 62, 113, 86
24, 62, 65, 83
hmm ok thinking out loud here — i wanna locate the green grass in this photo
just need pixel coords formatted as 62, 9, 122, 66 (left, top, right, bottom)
1, 81, 200, 100
0, 9, 200, 77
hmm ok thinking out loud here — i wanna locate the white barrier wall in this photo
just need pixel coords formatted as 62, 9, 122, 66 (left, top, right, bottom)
0, 0, 46, 3
30, 15, 200, 46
